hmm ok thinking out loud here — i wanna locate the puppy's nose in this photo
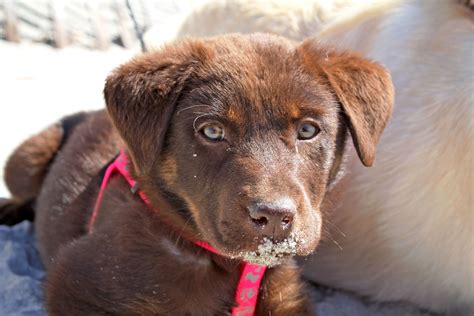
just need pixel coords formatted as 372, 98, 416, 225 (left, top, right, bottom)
248, 199, 296, 240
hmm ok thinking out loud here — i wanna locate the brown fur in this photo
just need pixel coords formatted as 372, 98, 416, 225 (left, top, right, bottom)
4, 122, 63, 202
1, 34, 393, 315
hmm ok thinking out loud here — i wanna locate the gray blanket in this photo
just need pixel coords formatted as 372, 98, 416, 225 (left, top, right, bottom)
0, 222, 430, 316
0, 222, 45, 316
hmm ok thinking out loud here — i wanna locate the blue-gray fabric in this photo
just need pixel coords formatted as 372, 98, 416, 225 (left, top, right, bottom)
0, 222, 45, 316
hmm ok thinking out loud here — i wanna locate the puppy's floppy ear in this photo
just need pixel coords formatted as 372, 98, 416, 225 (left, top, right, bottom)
104, 40, 211, 174
299, 40, 394, 167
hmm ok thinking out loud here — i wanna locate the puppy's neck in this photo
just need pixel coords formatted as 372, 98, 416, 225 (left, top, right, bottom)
130, 172, 241, 272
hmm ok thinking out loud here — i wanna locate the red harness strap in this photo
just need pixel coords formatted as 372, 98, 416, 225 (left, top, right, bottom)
88, 150, 266, 316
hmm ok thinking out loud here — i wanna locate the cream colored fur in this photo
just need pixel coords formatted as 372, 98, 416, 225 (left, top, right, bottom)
308, 2, 474, 315
144, 0, 381, 50
144, 1, 474, 314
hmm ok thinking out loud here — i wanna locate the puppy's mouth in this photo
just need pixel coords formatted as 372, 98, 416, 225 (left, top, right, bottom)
183, 201, 320, 266
226, 234, 307, 267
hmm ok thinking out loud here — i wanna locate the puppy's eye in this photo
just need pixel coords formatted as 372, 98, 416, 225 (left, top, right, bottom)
201, 125, 225, 141
297, 123, 320, 140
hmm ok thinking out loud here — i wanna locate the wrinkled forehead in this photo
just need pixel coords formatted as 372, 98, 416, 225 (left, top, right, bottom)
180, 49, 337, 131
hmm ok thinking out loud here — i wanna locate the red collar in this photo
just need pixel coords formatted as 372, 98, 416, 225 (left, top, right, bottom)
88, 150, 266, 316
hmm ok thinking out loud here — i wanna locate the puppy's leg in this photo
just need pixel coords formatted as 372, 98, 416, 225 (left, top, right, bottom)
4, 122, 63, 203
4, 112, 88, 201
0, 197, 34, 225
1, 112, 88, 225
257, 261, 315, 316
44, 226, 232, 316
45, 236, 117, 316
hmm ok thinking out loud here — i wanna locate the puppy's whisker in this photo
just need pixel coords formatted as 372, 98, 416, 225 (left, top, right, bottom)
175, 216, 192, 247
182, 114, 208, 122
176, 104, 211, 116
320, 223, 344, 251
325, 219, 346, 238
193, 114, 213, 131
329, 235, 343, 251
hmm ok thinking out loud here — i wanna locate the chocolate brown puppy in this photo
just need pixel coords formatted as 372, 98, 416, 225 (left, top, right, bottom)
1, 34, 393, 315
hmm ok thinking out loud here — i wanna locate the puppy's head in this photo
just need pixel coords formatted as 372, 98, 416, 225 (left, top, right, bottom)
105, 34, 394, 266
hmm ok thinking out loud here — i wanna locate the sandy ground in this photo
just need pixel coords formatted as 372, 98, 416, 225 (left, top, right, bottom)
0, 41, 137, 197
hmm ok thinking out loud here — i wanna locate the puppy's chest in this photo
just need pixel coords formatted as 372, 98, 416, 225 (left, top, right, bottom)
94, 195, 240, 314
129, 239, 241, 315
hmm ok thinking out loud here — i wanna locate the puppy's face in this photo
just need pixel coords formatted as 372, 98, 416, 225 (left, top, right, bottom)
159, 52, 338, 265
105, 34, 394, 266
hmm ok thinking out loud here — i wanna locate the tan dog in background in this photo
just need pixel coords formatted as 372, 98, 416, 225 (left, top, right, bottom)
145, 0, 474, 314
